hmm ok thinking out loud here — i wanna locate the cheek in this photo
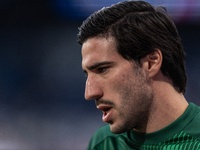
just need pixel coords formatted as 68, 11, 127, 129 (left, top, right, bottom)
109, 73, 133, 103
111, 73, 128, 91
102, 73, 127, 105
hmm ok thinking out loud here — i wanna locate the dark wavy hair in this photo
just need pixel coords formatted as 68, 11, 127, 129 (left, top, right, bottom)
78, 0, 187, 94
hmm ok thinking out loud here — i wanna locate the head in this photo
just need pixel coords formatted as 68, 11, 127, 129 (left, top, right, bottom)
78, 0, 187, 94
81, 36, 154, 133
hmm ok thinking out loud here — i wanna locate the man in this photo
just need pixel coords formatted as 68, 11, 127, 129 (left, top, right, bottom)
78, 1, 200, 149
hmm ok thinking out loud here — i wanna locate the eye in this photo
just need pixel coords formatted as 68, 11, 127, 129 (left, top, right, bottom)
97, 67, 108, 74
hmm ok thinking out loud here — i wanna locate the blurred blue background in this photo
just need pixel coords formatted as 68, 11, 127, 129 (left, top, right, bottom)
0, 0, 200, 149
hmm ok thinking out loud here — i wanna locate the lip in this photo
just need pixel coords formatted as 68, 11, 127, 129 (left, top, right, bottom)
97, 105, 113, 123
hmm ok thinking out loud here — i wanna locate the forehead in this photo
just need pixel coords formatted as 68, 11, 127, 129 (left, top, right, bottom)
82, 36, 117, 57
81, 37, 123, 67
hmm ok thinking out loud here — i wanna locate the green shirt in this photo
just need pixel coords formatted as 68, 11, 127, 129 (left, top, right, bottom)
87, 103, 200, 150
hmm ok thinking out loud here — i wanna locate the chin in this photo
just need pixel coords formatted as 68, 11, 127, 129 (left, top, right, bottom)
109, 124, 130, 134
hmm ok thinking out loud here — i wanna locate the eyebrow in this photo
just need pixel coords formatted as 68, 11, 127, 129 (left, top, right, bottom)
83, 61, 114, 72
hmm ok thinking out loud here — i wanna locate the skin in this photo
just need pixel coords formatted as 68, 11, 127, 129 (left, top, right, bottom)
81, 36, 189, 134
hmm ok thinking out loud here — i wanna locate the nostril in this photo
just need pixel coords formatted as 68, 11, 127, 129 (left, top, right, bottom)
85, 89, 103, 101
85, 76, 103, 101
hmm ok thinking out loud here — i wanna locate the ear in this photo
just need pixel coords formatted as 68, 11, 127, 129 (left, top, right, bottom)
140, 49, 162, 78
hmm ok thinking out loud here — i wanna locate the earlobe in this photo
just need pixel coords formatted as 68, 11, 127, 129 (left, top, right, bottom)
147, 49, 162, 78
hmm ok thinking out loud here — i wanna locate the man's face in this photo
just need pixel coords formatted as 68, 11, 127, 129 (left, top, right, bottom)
81, 36, 153, 133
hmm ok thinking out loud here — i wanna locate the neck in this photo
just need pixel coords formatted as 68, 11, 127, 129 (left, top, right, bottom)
134, 77, 188, 133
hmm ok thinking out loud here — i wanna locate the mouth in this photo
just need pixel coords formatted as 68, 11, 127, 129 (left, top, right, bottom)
97, 105, 113, 123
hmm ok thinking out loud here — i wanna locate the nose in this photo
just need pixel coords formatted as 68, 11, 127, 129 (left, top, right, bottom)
85, 75, 103, 100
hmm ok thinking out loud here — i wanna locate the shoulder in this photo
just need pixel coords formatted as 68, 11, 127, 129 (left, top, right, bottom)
184, 103, 200, 139
87, 125, 124, 150
187, 103, 200, 125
